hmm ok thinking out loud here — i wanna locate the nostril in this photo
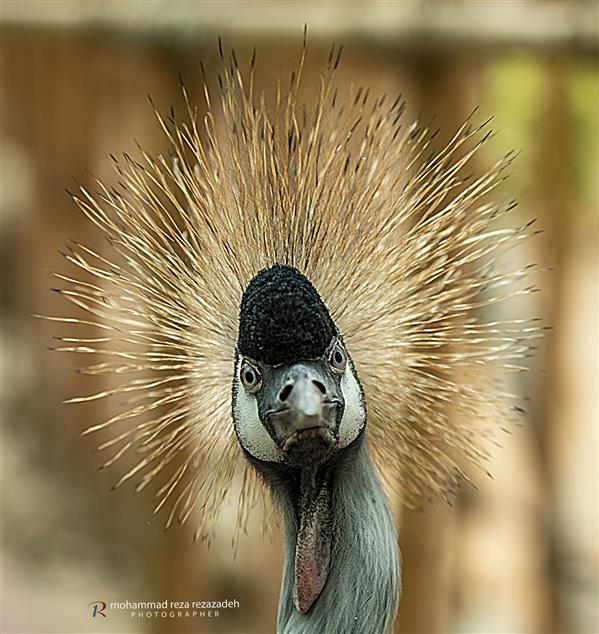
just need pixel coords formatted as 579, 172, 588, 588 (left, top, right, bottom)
312, 380, 326, 395
279, 384, 293, 402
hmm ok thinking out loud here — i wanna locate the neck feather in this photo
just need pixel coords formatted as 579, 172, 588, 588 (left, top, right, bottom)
264, 437, 401, 634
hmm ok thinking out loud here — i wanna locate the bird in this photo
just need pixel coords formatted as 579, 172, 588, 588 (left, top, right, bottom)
48, 36, 541, 634
234, 263, 400, 632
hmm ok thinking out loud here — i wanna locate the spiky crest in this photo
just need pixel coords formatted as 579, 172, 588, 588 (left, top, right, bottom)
44, 37, 542, 543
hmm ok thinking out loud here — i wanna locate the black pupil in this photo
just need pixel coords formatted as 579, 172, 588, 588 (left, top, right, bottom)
334, 350, 343, 365
244, 370, 255, 384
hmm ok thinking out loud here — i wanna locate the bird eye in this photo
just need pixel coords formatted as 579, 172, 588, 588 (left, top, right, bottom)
329, 341, 347, 374
240, 359, 262, 393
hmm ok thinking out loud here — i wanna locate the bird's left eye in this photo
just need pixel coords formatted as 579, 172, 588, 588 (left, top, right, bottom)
329, 341, 347, 374
240, 359, 262, 393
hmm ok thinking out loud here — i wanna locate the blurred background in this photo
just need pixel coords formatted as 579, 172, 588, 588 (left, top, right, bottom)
1, 1, 597, 633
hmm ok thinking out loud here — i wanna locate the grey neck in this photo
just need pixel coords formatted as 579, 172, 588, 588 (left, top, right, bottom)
269, 437, 401, 634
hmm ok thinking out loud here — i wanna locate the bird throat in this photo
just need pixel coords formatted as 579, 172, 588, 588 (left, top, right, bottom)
293, 468, 333, 613
274, 437, 401, 633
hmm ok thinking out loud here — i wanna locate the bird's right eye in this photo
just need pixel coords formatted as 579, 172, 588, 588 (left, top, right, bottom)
240, 359, 262, 394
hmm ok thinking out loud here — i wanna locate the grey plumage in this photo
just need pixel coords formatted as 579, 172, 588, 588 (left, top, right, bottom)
273, 437, 400, 634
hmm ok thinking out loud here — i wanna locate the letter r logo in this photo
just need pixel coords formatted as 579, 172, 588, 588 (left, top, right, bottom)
89, 601, 107, 617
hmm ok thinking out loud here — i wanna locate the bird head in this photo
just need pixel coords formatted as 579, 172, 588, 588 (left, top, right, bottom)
233, 264, 366, 469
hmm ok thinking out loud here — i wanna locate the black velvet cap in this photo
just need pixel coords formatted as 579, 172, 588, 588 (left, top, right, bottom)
238, 264, 337, 366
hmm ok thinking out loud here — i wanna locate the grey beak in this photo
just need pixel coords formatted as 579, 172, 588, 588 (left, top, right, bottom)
264, 363, 339, 452
281, 375, 325, 428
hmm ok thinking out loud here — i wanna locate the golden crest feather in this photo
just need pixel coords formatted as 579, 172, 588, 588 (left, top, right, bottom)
47, 38, 542, 542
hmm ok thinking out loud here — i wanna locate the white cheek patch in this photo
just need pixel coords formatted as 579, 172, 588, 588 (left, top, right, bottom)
337, 360, 366, 448
233, 359, 283, 463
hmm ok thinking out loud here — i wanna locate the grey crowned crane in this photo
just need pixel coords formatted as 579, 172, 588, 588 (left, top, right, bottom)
234, 264, 399, 632
50, 39, 540, 634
